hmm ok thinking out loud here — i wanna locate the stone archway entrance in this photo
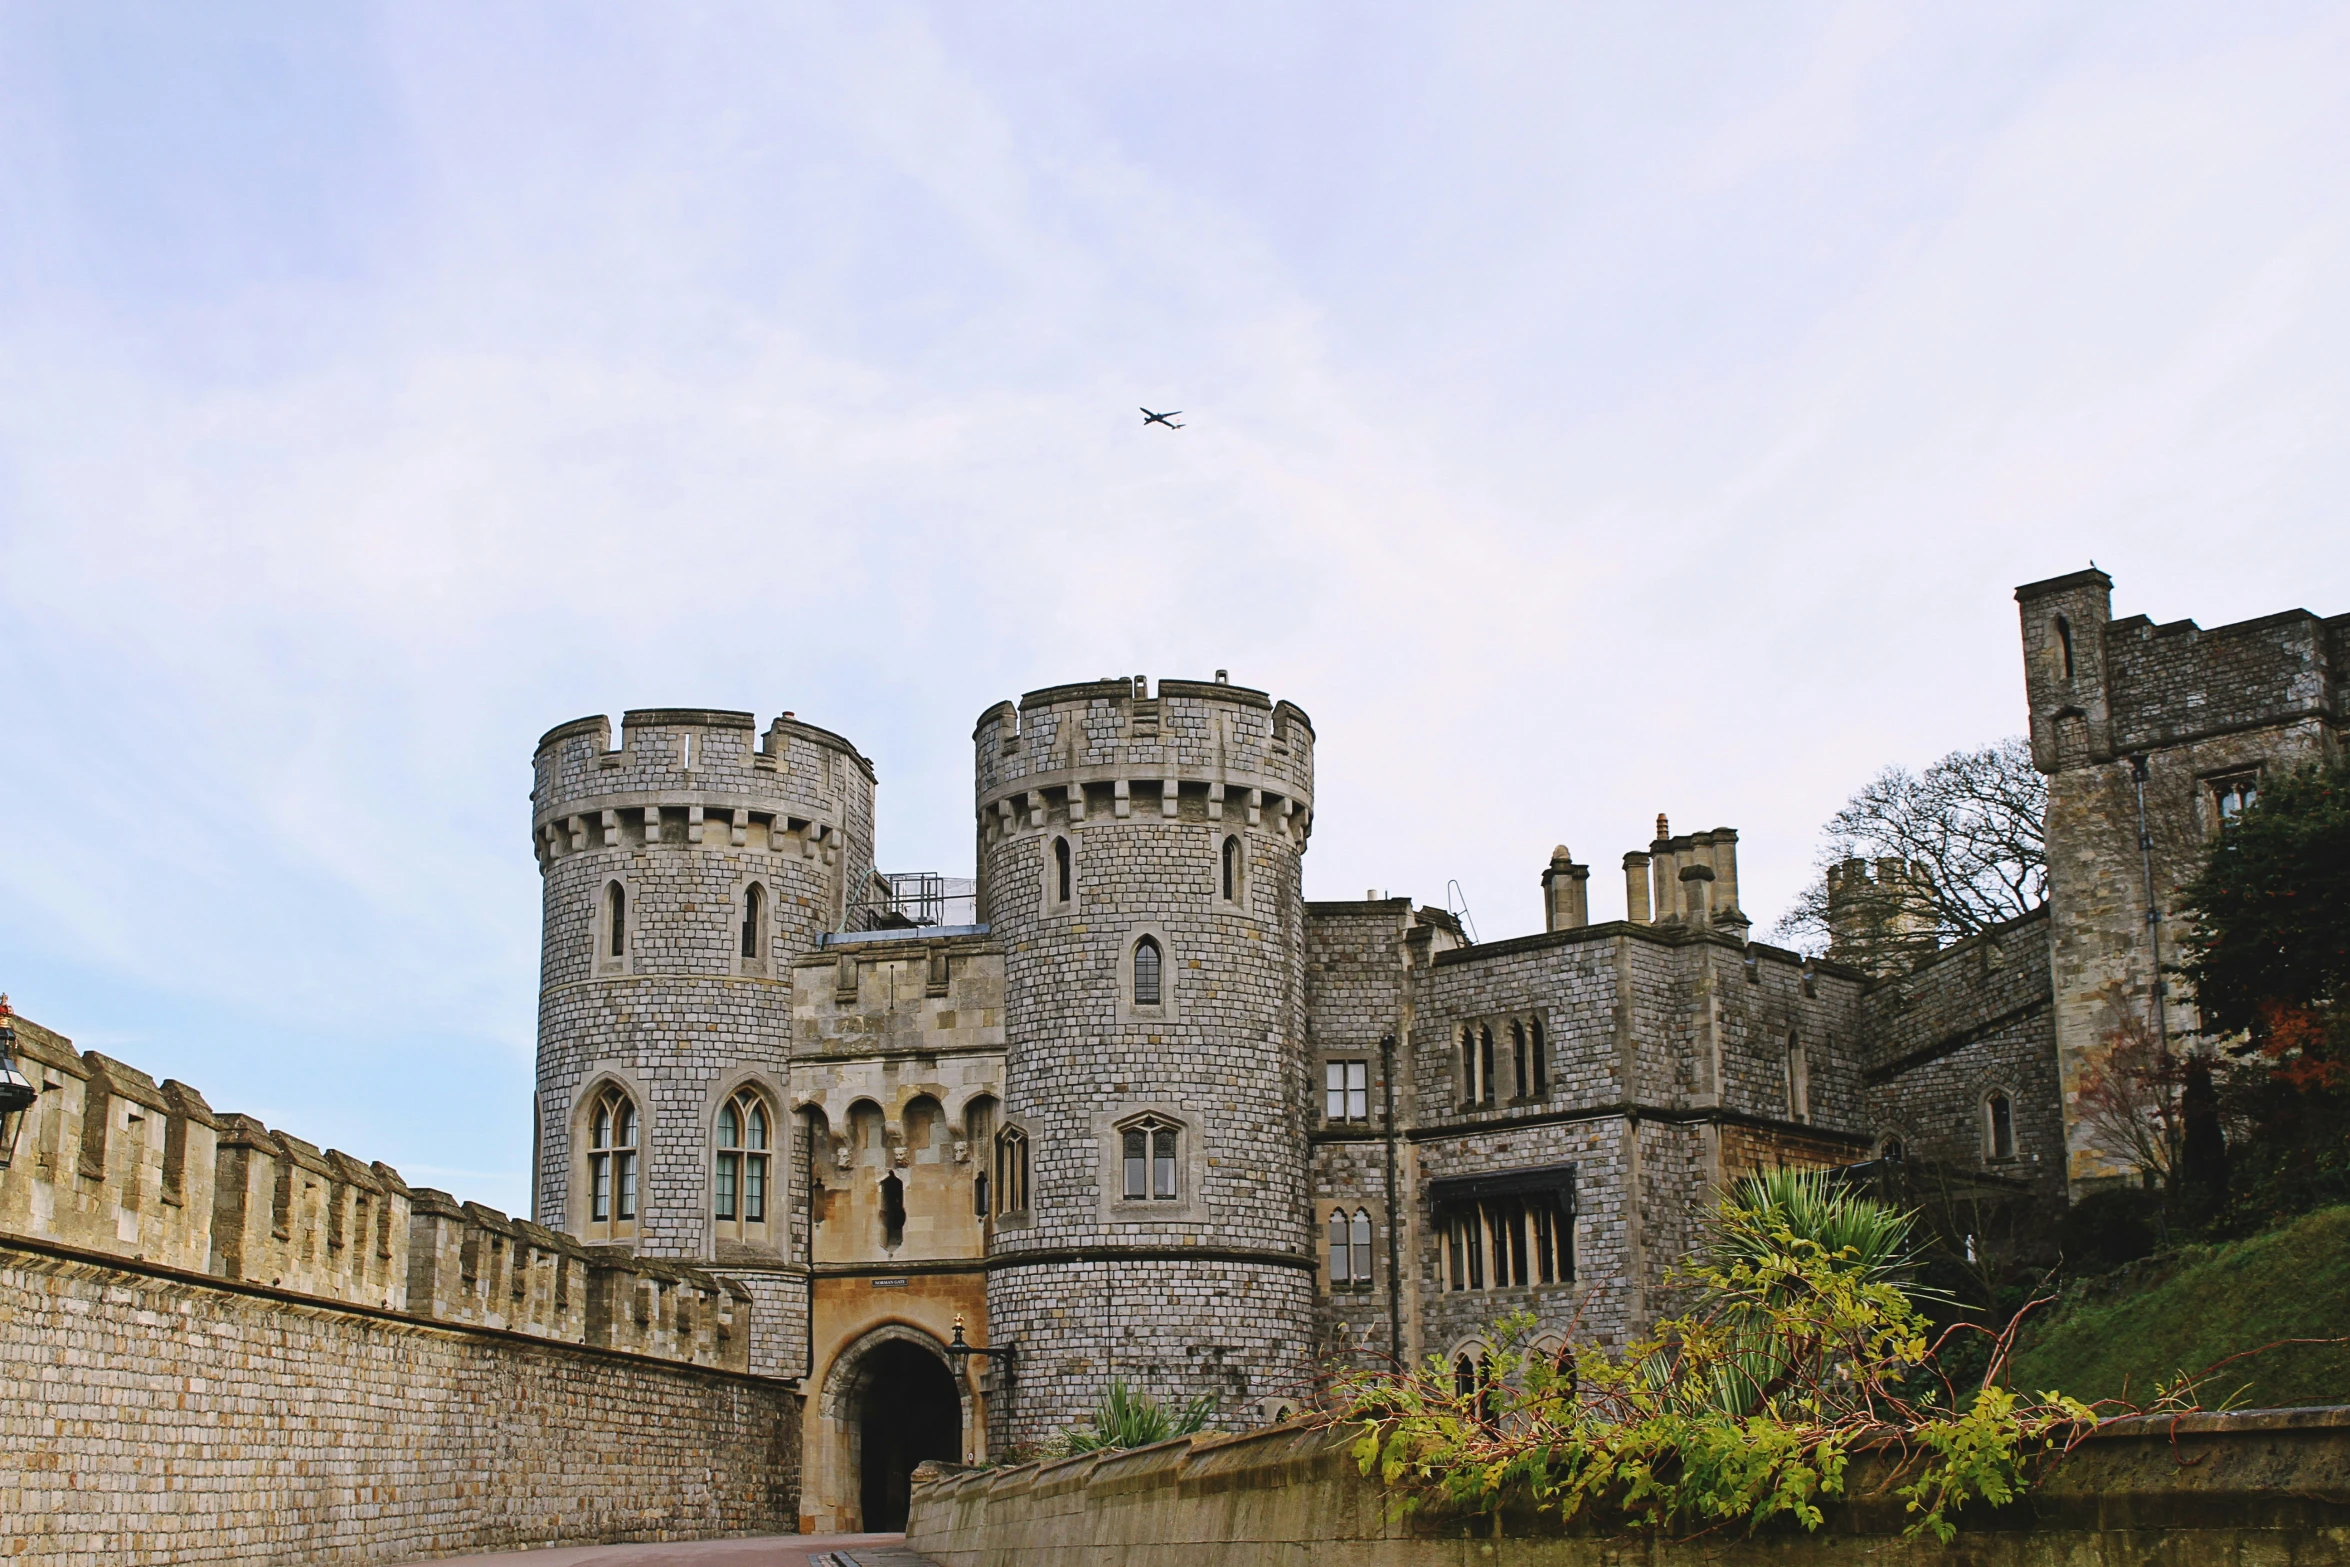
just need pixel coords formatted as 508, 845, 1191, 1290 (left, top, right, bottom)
826, 1329, 964, 1532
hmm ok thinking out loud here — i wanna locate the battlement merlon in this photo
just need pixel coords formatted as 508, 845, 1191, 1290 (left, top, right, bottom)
531, 706, 878, 860
971, 675, 1315, 832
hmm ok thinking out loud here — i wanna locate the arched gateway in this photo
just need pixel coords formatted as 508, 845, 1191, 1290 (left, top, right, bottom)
821, 1325, 966, 1532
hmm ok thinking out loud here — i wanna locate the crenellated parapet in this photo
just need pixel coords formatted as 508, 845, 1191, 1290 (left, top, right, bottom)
0, 1006, 757, 1372
531, 708, 875, 878
210, 1113, 411, 1308
971, 675, 1314, 851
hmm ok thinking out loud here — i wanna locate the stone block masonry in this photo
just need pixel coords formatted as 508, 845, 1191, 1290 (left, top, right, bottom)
0, 1239, 798, 1566
908, 1408, 2350, 1567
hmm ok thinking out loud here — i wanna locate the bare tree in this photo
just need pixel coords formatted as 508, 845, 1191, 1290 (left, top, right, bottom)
1774, 737, 2047, 958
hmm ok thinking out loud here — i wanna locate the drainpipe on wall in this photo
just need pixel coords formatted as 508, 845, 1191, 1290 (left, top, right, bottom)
2129, 754, 2178, 1180
1381, 1030, 1402, 1366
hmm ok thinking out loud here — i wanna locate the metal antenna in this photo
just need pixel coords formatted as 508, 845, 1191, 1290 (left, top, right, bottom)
1444, 880, 1479, 945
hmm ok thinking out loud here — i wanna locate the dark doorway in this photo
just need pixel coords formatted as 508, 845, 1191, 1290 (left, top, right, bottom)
856, 1339, 961, 1531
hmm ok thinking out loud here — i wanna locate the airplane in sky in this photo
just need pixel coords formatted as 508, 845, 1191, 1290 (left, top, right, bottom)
1140, 408, 1184, 429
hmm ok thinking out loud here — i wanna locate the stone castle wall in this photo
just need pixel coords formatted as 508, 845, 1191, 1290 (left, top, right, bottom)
906, 1408, 2350, 1567
1859, 906, 2063, 1202
2016, 571, 2346, 1187
1, 1242, 797, 1567
976, 677, 1318, 1445
0, 1010, 798, 1564
531, 706, 877, 1374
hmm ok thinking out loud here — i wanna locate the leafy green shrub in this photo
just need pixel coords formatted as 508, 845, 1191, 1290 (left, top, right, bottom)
2058, 1187, 2162, 1275
1058, 1378, 1216, 1454
1337, 1172, 2096, 1542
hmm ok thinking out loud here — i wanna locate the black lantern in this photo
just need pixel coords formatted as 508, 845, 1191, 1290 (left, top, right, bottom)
0, 995, 36, 1166
943, 1313, 1014, 1384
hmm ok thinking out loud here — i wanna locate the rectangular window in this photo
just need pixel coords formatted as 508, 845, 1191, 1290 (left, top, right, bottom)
1326, 1060, 1370, 1123
714, 1151, 738, 1220
1153, 1129, 1177, 1199
1530, 1021, 1547, 1097
616, 1151, 637, 1222
591, 1153, 610, 1223
1506, 1203, 1528, 1287
974, 1172, 990, 1218
1350, 1211, 1373, 1288
1479, 1029, 1496, 1108
1465, 1209, 1485, 1289
1447, 1216, 1465, 1291
745, 1153, 766, 1223
1124, 1129, 1147, 1200
1535, 1205, 1556, 1283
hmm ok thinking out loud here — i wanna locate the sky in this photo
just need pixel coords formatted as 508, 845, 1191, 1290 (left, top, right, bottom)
2, 4, 2345, 1216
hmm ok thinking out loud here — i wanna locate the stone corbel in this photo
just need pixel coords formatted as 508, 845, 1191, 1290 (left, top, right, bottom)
730, 808, 748, 848
601, 809, 620, 848
1028, 796, 1045, 830
1207, 782, 1225, 821
642, 804, 663, 845
567, 815, 588, 852
686, 804, 706, 844
1246, 789, 1263, 826
1067, 784, 1087, 823
770, 818, 793, 852
1113, 780, 1132, 819
541, 823, 564, 861
803, 823, 821, 859
1161, 778, 1180, 818
997, 798, 1017, 838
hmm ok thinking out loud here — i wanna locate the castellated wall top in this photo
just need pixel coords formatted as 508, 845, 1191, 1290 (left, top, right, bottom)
972, 675, 1314, 823
532, 707, 876, 846
2016, 568, 2346, 770
0, 1005, 750, 1372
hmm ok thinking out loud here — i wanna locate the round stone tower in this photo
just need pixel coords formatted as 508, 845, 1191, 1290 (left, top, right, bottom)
531, 706, 875, 1375
975, 675, 1316, 1445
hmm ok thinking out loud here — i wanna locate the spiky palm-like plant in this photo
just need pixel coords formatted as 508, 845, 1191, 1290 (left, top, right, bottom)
1061, 1378, 1217, 1453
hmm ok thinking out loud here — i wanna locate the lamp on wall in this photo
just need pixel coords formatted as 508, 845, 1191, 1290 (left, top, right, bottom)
0, 996, 37, 1166
943, 1314, 1014, 1386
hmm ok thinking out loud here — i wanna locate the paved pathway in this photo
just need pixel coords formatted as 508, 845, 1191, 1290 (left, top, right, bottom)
393, 1535, 937, 1567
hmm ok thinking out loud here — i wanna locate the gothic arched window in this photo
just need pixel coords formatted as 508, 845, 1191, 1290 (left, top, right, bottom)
605, 882, 626, 960
1350, 1207, 1373, 1287
1511, 1022, 1529, 1099
1985, 1091, 2016, 1161
1529, 1018, 1548, 1097
587, 1086, 638, 1235
1221, 836, 1241, 902
1132, 936, 1163, 1008
739, 884, 764, 961
1053, 836, 1073, 906
995, 1126, 1030, 1214
713, 1089, 771, 1235
1328, 1207, 1353, 1286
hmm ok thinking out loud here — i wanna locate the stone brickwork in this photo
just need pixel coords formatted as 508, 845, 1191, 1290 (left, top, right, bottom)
0, 1242, 797, 1566
787, 927, 1005, 1528
907, 1408, 2350, 1567
975, 676, 1318, 1446
531, 706, 877, 1376
1859, 907, 2062, 1203
2015, 570, 2347, 1188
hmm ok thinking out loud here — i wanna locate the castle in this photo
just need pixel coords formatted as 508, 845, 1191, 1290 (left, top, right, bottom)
1, 567, 2341, 1558
518, 567, 2347, 1531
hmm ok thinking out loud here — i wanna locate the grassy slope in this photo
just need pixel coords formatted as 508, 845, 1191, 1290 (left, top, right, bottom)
2008, 1205, 2350, 1409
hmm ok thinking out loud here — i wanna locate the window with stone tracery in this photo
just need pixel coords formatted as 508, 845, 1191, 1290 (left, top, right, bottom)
1119, 1116, 1179, 1201
712, 1088, 771, 1241
585, 1086, 638, 1240
994, 1126, 1030, 1215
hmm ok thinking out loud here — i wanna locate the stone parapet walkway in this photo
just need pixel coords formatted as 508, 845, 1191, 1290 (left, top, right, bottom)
395, 1535, 938, 1567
